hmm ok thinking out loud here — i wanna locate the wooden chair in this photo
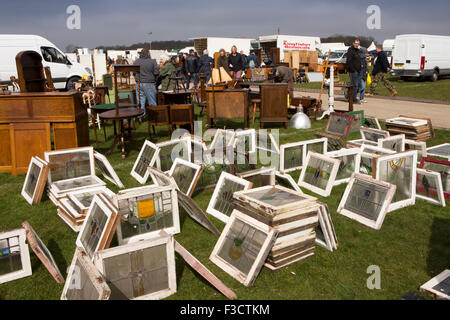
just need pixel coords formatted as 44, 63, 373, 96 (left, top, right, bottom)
169, 104, 194, 134
147, 105, 171, 138
259, 83, 289, 128
251, 98, 261, 125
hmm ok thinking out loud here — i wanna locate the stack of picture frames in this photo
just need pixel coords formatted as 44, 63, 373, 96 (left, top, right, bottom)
75, 194, 120, 260
315, 203, 338, 251
372, 150, 418, 212
231, 185, 320, 271
419, 157, 450, 200
298, 152, 341, 197
280, 138, 328, 172
338, 173, 396, 230
385, 115, 434, 142
21, 156, 49, 205
326, 148, 361, 185
420, 269, 450, 300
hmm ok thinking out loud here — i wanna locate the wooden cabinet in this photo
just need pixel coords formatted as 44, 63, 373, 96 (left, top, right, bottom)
9, 123, 51, 175
259, 83, 289, 128
0, 91, 89, 175
206, 89, 249, 128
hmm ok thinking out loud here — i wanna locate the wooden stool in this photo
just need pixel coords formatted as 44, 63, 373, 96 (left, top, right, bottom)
251, 98, 261, 125
147, 105, 171, 138
169, 104, 194, 134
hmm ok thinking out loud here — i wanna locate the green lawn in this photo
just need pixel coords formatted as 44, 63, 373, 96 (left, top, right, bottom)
295, 71, 450, 102
0, 107, 449, 300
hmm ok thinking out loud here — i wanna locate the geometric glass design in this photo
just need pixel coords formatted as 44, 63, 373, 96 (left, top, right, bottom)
46, 148, 93, 183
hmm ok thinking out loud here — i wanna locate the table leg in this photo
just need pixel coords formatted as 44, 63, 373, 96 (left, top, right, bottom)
120, 119, 126, 159
105, 135, 120, 156
349, 87, 354, 111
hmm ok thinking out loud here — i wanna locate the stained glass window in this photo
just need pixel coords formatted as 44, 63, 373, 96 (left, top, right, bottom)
171, 163, 198, 195
303, 157, 335, 191
47, 149, 92, 182
79, 203, 108, 258
0, 236, 22, 276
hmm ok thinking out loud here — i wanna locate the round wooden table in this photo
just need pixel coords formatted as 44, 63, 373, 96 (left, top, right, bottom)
99, 107, 144, 159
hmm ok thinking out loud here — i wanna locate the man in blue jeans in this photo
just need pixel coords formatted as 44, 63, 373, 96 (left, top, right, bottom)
133, 48, 160, 118
185, 49, 199, 89
346, 39, 362, 104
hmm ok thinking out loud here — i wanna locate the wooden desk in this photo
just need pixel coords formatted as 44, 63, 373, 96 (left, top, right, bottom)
158, 90, 194, 105
0, 91, 89, 174
206, 89, 249, 128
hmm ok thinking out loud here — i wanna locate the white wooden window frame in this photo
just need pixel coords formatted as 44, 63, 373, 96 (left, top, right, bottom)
280, 138, 328, 173
363, 116, 381, 130
148, 166, 178, 188
233, 185, 317, 214
50, 175, 106, 194
316, 204, 335, 251
44, 146, 95, 184
326, 148, 361, 185
0, 228, 32, 284
236, 166, 276, 186
61, 247, 111, 300
337, 173, 396, 230
67, 187, 115, 213
21, 156, 48, 205
386, 117, 428, 127
359, 145, 395, 175
405, 139, 427, 163
114, 185, 180, 245
233, 129, 257, 154
298, 152, 341, 197
94, 235, 177, 300
377, 134, 405, 152
94, 151, 124, 188
415, 168, 446, 207
168, 158, 202, 196
207, 172, 253, 223
131, 140, 160, 184
360, 127, 390, 142
209, 210, 278, 287
374, 150, 418, 212
427, 143, 450, 158
420, 269, 450, 300
347, 139, 378, 148
155, 138, 191, 172
75, 194, 118, 260
256, 130, 280, 154
274, 171, 304, 194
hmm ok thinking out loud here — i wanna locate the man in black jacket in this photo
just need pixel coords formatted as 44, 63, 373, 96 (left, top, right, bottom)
185, 49, 199, 89
346, 39, 362, 103
367, 45, 397, 96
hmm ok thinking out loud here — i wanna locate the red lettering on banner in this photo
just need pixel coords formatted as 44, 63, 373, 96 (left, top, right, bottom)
283, 40, 311, 50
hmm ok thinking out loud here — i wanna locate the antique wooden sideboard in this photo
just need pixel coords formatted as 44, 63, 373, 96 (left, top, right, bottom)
206, 89, 250, 128
0, 91, 89, 175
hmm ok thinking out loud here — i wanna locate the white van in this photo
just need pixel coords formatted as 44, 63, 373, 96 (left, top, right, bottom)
0, 34, 92, 90
391, 34, 450, 81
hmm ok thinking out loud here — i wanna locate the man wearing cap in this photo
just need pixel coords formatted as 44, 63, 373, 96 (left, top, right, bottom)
133, 48, 159, 116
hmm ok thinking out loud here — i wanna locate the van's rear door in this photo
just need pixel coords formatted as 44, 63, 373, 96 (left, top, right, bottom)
393, 36, 421, 70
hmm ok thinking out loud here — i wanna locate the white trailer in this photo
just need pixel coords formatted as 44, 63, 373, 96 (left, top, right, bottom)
258, 35, 321, 62
391, 34, 450, 81
191, 37, 254, 56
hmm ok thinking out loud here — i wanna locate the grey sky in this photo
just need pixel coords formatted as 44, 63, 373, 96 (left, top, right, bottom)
0, 0, 449, 50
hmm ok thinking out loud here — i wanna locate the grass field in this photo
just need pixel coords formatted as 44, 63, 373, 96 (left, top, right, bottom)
0, 106, 449, 300
295, 71, 450, 102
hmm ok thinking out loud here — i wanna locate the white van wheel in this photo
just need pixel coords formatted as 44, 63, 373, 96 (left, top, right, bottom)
66, 76, 81, 90
430, 71, 438, 82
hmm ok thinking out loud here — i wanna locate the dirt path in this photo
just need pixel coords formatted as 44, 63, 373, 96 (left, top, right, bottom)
294, 91, 450, 129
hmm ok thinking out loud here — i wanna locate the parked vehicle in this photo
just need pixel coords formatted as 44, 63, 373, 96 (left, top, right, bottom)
390, 34, 450, 81
0, 34, 92, 90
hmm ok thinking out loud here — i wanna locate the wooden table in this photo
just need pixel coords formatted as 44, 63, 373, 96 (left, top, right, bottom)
99, 108, 144, 159
206, 89, 249, 128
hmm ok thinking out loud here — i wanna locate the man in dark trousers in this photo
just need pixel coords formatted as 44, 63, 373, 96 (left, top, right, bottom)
198, 49, 214, 84
346, 39, 362, 103
133, 48, 159, 117
367, 45, 398, 96
185, 49, 199, 89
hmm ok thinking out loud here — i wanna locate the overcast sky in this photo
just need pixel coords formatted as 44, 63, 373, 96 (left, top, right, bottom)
1, 0, 449, 50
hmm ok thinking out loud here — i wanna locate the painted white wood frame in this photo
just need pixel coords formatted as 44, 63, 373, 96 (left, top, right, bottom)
207, 172, 253, 223
316, 203, 338, 251
131, 140, 160, 184
377, 134, 406, 152
363, 117, 381, 130
326, 148, 361, 185
155, 138, 191, 172
360, 127, 390, 142
256, 130, 280, 154
420, 269, 450, 300
209, 210, 278, 287
337, 173, 396, 230
0, 228, 32, 284
374, 150, 418, 212
94, 235, 177, 300
427, 143, 450, 159
21, 156, 48, 205
386, 117, 428, 127
93, 151, 124, 188
280, 138, 327, 173
114, 185, 180, 244
233, 129, 257, 154
298, 152, 341, 197
61, 247, 111, 300
44, 146, 95, 184
415, 168, 446, 207
67, 187, 115, 213
50, 175, 106, 195
148, 166, 178, 188
405, 139, 427, 163
274, 171, 304, 194
168, 158, 203, 196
